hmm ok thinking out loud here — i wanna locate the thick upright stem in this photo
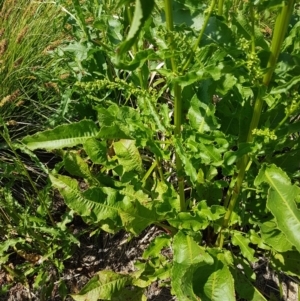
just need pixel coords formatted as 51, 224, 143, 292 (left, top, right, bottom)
218, 0, 224, 16
217, 0, 295, 248
164, 0, 185, 211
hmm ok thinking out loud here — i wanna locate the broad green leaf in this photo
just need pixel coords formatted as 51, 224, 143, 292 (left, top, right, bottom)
271, 251, 300, 277
71, 270, 131, 301
198, 143, 223, 166
84, 138, 107, 164
143, 234, 171, 259
232, 231, 257, 262
232, 12, 269, 50
111, 287, 146, 301
171, 231, 213, 301
231, 267, 268, 301
133, 258, 171, 288
63, 151, 93, 182
260, 220, 293, 252
119, 198, 159, 235
196, 201, 226, 221
51, 174, 157, 235
50, 174, 121, 224
118, 185, 159, 235
255, 164, 300, 252
192, 251, 235, 301
224, 143, 258, 166
172, 264, 202, 301
168, 212, 209, 231
173, 64, 223, 87
188, 95, 219, 133
170, 0, 205, 30
249, 230, 271, 250
118, 0, 155, 55
174, 138, 197, 184
23, 120, 98, 150
96, 104, 149, 142
113, 139, 143, 174
153, 180, 180, 216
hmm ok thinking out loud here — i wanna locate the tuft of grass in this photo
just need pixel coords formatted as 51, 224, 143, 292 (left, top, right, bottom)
0, 0, 64, 138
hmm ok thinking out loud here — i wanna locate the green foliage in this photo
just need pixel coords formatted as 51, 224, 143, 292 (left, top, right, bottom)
4, 0, 300, 299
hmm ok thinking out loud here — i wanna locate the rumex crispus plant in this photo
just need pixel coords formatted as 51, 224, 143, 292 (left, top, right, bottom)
21, 0, 300, 300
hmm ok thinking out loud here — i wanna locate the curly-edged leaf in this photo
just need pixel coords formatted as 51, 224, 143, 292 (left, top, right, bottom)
260, 220, 293, 252
255, 164, 300, 252
113, 139, 143, 174
119, 197, 159, 235
71, 270, 131, 301
168, 212, 209, 231
143, 234, 171, 259
117, 0, 155, 55
63, 151, 93, 182
173, 64, 223, 87
231, 267, 268, 301
232, 231, 257, 263
196, 201, 226, 221
174, 138, 197, 184
192, 251, 235, 301
188, 95, 219, 133
171, 231, 213, 301
96, 104, 149, 142
23, 120, 98, 150
271, 251, 300, 277
51, 174, 157, 235
270, 74, 300, 94
198, 143, 223, 166
84, 138, 108, 164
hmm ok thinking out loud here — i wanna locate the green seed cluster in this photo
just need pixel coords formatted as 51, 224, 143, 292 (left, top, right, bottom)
75, 78, 158, 100
252, 128, 277, 140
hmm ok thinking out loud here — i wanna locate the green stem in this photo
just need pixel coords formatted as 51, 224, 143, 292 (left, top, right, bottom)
218, 0, 224, 16
155, 154, 165, 183
250, 3, 256, 53
164, 0, 185, 211
142, 160, 157, 187
182, 0, 217, 72
217, 0, 295, 248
